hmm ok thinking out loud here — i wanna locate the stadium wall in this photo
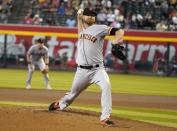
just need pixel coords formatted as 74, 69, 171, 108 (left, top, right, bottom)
0, 24, 177, 71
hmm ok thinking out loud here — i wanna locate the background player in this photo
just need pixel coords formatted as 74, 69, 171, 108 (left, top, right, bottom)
26, 38, 51, 90
49, 8, 124, 126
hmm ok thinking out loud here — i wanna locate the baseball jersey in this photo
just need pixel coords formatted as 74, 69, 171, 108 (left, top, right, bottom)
27, 44, 49, 61
76, 24, 110, 65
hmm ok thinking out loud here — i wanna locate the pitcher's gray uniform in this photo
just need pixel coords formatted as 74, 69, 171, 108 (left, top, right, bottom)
49, 8, 124, 126
59, 24, 112, 121
26, 43, 51, 90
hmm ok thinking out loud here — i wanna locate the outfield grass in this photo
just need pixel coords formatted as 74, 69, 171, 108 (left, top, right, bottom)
0, 101, 177, 129
0, 69, 177, 96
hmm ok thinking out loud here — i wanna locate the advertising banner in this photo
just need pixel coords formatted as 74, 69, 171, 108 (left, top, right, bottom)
0, 25, 177, 70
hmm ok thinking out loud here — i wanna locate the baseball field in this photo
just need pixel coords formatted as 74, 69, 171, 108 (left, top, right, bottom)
0, 68, 177, 131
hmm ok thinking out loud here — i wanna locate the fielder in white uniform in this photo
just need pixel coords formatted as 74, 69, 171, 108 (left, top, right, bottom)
49, 8, 124, 126
26, 38, 51, 90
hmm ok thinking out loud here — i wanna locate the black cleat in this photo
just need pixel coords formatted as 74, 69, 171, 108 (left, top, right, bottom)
48, 102, 60, 111
100, 118, 115, 127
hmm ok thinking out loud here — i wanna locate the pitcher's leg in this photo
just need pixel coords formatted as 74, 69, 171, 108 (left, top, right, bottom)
59, 69, 90, 110
94, 69, 112, 121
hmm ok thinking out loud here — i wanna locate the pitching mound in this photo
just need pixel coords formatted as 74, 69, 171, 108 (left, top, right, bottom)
0, 106, 175, 131
0, 88, 177, 131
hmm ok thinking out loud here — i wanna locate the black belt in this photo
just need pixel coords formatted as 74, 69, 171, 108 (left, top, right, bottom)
77, 64, 99, 69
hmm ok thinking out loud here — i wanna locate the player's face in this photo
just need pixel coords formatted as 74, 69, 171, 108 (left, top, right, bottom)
83, 14, 96, 25
37, 43, 44, 49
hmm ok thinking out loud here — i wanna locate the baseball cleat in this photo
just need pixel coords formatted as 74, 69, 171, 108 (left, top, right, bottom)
48, 102, 60, 111
100, 118, 115, 127
26, 85, 31, 89
46, 85, 52, 90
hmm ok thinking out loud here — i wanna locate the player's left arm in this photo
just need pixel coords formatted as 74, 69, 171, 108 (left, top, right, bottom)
108, 28, 126, 60
108, 28, 124, 44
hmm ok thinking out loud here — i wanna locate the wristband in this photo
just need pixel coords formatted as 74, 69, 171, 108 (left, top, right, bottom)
46, 63, 49, 65
28, 62, 31, 64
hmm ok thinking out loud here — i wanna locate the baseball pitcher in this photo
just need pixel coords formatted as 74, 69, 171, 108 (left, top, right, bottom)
49, 8, 125, 126
26, 38, 51, 90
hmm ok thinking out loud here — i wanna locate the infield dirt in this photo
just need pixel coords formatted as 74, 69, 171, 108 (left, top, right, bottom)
0, 88, 177, 131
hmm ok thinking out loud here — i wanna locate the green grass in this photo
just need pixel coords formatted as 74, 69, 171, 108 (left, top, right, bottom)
0, 69, 177, 96
0, 101, 177, 129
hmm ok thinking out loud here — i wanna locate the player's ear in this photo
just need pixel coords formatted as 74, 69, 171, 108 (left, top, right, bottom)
94, 16, 97, 23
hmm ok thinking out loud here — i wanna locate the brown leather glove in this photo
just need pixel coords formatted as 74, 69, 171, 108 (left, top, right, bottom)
42, 67, 49, 74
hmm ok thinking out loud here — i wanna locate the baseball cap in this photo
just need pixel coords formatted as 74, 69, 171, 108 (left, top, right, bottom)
83, 8, 97, 16
37, 38, 44, 44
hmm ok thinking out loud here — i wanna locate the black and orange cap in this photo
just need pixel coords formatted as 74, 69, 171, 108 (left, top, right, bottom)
37, 38, 44, 44
83, 8, 97, 16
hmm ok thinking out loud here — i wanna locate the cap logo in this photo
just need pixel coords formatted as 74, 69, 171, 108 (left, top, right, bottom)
89, 8, 93, 11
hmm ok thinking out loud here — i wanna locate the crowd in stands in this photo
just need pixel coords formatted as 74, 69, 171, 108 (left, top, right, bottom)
0, 0, 13, 24
0, 0, 177, 31
22, 0, 177, 31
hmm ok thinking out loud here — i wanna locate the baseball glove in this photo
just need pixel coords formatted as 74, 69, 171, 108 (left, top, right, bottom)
42, 68, 49, 74
111, 44, 126, 60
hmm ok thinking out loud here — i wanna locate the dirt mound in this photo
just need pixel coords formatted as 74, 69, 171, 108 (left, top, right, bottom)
0, 106, 175, 131
0, 88, 177, 131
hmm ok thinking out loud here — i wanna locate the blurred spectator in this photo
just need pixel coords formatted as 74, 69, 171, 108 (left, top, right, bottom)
30, 0, 40, 9
0, 2, 2, 13
40, 0, 50, 12
131, 12, 143, 23
33, 15, 42, 25
50, 4, 58, 12
58, 2, 65, 14
153, 0, 161, 8
3, 0, 177, 32
71, 0, 79, 10
101, 0, 112, 8
18, 40, 26, 55
95, 0, 102, 11
116, 12, 124, 23
124, 19, 132, 29
0, 8, 8, 24
46, 17, 56, 26
104, 53, 115, 69
39, 0, 45, 4
107, 9, 115, 26
88, 0, 97, 7
161, 0, 169, 9
111, 18, 121, 28
114, 8, 120, 16
97, 8, 107, 24
52, 0, 59, 6
156, 20, 168, 31
28, 8, 35, 18
168, 21, 177, 31
24, 13, 33, 24
172, 13, 177, 24
157, 57, 166, 74
65, 7, 74, 15
79, 0, 89, 9
66, 18, 76, 27
144, 12, 156, 29
169, 56, 177, 74
62, 52, 68, 66
5, 0, 13, 14
33, 10, 43, 25
54, 53, 62, 65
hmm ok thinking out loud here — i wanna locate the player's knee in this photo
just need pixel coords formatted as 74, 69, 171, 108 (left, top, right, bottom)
101, 82, 111, 91
29, 69, 34, 73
